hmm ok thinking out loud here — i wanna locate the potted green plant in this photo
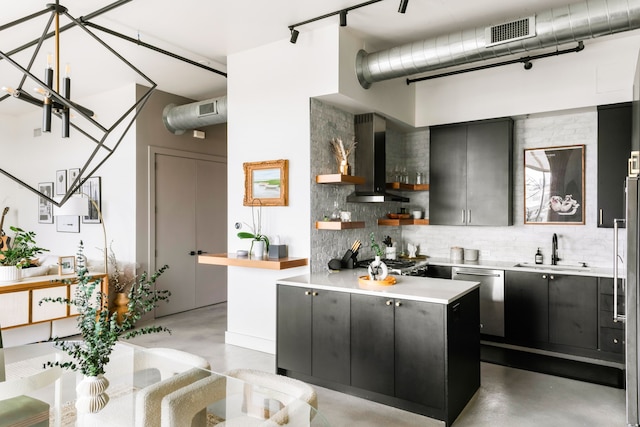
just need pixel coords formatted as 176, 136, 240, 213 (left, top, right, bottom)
39, 242, 171, 413
0, 226, 48, 283
237, 204, 269, 258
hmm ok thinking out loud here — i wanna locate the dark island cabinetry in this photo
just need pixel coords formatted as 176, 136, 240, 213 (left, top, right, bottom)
276, 286, 350, 385
277, 281, 480, 426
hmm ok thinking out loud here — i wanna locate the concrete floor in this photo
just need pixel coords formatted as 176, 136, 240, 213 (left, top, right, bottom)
128, 303, 626, 427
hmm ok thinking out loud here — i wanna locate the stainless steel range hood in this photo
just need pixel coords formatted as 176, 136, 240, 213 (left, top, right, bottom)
346, 113, 409, 203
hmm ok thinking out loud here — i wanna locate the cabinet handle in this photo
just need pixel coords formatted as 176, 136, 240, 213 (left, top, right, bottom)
614, 338, 619, 344
461, 210, 466, 224
312, 291, 319, 296
542, 274, 547, 279
386, 300, 393, 306
395, 301, 402, 307
468, 209, 471, 224
599, 209, 603, 226
304, 290, 311, 296
549, 275, 554, 280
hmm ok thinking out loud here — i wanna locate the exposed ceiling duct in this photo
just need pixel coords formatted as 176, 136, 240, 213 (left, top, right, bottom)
356, 0, 640, 88
162, 96, 228, 135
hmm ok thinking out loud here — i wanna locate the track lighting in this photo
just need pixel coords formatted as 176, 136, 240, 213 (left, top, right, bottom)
524, 61, 533, 70
288, 0, 384, 45
398, 0, 409, 13
290, 28, 299, 44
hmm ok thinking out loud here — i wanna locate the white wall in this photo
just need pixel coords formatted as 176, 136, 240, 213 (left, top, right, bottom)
413, 32, 640, 126
0, 84, 137, 267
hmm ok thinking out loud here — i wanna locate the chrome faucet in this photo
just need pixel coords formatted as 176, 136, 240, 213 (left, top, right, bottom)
551, 233, 561, 265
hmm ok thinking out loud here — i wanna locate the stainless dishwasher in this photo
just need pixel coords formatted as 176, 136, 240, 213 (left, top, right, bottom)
452, 267, 505, 337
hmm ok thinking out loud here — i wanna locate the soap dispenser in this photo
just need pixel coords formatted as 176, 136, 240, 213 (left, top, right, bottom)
535, 248, 543, 264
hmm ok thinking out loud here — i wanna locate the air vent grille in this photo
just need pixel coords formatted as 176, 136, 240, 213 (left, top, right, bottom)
198, 101, 218, 116
485, 16, 535, 47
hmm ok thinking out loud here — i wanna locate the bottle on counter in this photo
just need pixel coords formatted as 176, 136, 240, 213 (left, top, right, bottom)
535, 248, 543, 264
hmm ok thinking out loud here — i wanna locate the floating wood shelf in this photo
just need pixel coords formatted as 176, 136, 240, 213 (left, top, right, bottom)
386, 182, 430, 191
316, 174, 365, 185
378, 218, 430, 226
198, 253, 308, 270
315, 221, 365, 230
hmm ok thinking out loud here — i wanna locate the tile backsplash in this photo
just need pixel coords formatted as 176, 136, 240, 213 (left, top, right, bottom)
310, 99, 623, 273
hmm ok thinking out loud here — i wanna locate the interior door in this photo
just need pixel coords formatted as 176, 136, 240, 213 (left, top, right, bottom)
195, 159, 227, 305
155, 154, 227, 316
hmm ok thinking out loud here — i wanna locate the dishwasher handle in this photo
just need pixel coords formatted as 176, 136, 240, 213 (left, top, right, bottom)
454, 270, 502, 278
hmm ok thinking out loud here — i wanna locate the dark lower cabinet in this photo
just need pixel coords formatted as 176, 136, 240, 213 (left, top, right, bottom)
505, 271, 549, 345
279, 285, 480, 426
548, 275, 597, 349
598, 278, 625, 360
276, 285, 350, 384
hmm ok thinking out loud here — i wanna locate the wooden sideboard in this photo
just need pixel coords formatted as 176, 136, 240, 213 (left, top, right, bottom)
0, 273, 108, 346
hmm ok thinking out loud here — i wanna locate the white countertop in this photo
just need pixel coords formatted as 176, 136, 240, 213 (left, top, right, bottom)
424, 257, 615, 278
277, 270, 479, 305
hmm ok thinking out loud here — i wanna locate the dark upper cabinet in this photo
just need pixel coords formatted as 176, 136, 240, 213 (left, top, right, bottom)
597, 102, 631, 228
430, 118, 513, 226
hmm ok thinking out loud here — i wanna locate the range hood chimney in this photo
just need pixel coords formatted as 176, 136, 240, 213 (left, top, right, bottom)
347, 113, 409, 203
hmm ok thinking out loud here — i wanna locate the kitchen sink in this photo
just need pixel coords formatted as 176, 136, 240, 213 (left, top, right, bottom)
512, 262, 592, 272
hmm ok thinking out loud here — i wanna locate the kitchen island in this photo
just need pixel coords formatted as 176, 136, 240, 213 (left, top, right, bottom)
276, 271, 480, 426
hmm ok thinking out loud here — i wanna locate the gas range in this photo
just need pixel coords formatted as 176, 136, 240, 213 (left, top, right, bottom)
355, 258, 430, 276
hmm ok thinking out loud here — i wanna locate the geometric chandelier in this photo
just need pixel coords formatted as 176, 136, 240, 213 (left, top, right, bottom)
0, 1, 156, 207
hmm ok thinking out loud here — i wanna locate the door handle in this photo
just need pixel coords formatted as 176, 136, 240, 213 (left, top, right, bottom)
613, 218, 626, 322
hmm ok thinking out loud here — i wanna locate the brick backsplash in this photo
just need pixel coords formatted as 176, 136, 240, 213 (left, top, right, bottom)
310, 101, 622, 272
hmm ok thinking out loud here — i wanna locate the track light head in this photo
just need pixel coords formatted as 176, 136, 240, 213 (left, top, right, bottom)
290, 28, 299, 44
340, 10, 347, 27
524, 61, 533, 70
398, 0, 409, 13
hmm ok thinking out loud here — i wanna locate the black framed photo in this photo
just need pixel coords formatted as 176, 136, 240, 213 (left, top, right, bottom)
55, 170, 67, 195
524, 145, 585, 224
38, 182, 54, 224
82, 176, 101, 224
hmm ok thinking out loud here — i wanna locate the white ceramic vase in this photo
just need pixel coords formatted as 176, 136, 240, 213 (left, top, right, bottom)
0, 265, 21, 283
76, 374, 110, 414
252, 240, 265, 258
368, 255, 388, 281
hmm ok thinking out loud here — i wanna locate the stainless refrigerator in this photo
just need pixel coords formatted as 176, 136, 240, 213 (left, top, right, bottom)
625, 173, 639, 426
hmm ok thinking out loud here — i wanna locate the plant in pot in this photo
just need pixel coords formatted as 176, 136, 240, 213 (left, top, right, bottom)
237, 203, 269, 258
107, 243, 137, 325
0, 226, 48, 283
39, 242, 171, 414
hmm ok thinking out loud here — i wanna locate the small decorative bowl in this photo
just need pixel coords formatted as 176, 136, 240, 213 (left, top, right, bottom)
236, 250, 249, 257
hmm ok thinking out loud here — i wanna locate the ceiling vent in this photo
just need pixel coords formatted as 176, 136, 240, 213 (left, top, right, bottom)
485, 16, 536, 47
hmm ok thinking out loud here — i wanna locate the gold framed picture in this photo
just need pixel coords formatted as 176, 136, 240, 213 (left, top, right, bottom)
58, 256, 76, 275
243, 159, 289, 206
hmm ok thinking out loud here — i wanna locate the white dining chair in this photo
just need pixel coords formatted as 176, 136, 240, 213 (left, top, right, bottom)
0, 325, 62, 427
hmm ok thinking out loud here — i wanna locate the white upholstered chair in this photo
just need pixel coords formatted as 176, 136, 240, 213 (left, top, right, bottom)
160, 368, 318, 427
133, 347, 211, 427
0, 325, 62, 427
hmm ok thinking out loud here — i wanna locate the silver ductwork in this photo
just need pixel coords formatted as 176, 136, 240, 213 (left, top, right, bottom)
162, 96, 228, 134
356, 0, 640, 88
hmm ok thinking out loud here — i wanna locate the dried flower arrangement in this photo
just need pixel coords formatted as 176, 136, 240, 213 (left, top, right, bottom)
330, 137, 357, 175
107, 243, 136, 293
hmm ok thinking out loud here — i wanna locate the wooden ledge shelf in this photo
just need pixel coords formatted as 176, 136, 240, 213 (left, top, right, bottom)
315, 221, 365, 230
378, 218, 430, 226
386, 182, 430, 191
316, 174, 365, 185
198, 253, 308, 270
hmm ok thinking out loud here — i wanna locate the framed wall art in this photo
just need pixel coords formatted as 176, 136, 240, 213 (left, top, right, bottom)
524, 145, 585, 225
82, 176, 102, 224
58, 256, 76, 275
55, 170, 67, 195
68, 168, 81, 194
38, 182, 54, 224
243, 159, 288, 206
56, 215, 80, 233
